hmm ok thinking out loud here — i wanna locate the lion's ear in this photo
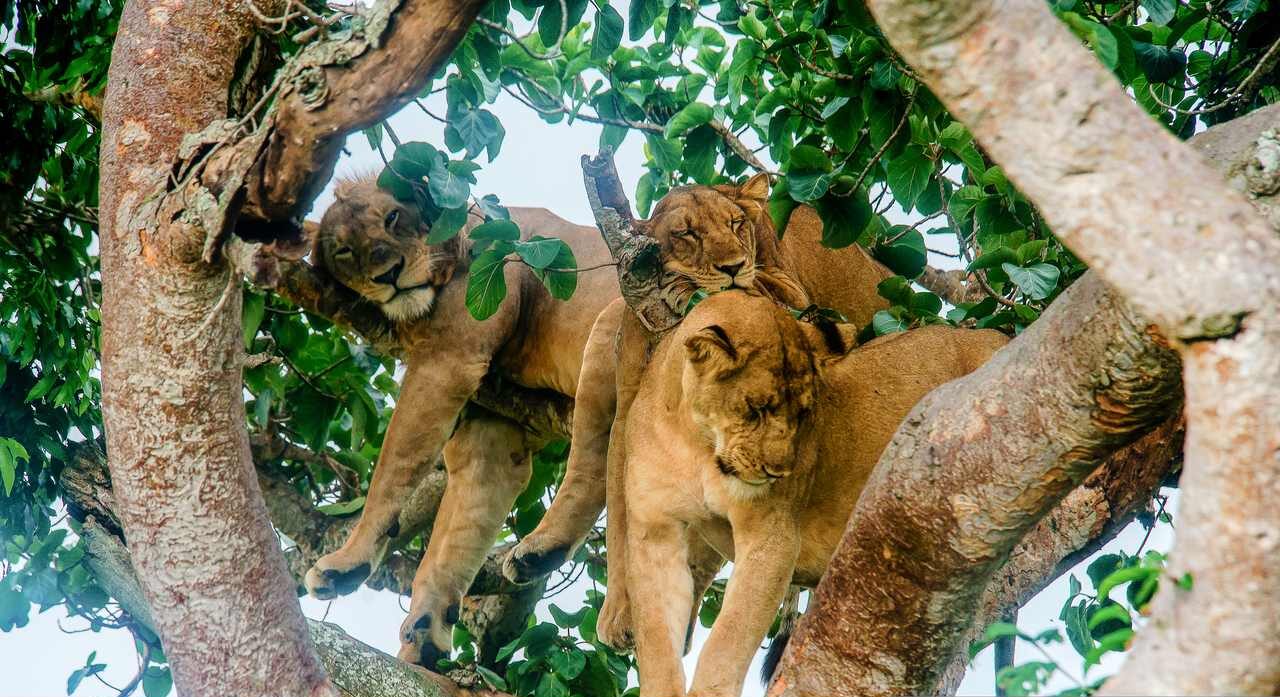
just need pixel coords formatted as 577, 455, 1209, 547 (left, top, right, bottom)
798, 319, 857, 357
684, 324, 739, 372
274, 220, 320, 261
737, 173, 771, 203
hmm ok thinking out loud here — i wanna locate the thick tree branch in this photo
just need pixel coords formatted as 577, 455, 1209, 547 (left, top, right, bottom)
864, 1, 1280, 693
769, 272, 1183, 696
581, 151, 683, 334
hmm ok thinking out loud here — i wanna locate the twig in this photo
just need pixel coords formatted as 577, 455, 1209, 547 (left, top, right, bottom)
414, 99, 447, 123
846, 86, 917, 195
476, 13, 565, 61
1148, 35, 1280, 115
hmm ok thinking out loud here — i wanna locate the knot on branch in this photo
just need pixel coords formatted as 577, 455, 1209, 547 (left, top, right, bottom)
1246, 129, 1280, 196
295, 66, 330, 110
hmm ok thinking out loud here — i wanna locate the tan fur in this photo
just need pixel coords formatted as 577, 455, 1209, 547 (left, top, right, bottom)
592, 179, 896, 651
621, 291, 1007, 696
301, 176, 624, 667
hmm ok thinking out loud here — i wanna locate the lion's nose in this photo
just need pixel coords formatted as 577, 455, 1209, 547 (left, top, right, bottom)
373, 258, 404, 286
717, 262, 745, 279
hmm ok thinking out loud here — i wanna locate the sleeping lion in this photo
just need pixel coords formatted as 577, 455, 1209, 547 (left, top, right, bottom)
620, 290, 1007, 696
299, 172, 889, 668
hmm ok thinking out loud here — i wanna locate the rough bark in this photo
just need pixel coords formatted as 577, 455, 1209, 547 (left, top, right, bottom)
768, 273, 1182, 696
864, 1, 1280, 693
66, 442, 513, 697
581, 151, 682, 334
99, 1, 334, 694
934, 415, 1183, 695
99, 2, 485, 691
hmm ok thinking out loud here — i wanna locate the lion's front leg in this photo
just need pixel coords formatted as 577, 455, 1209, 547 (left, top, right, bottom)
628, 509, 695, 697
689, 514, 798, 697
597, 312, 650, 652
305, 359, 487, 600
505, 299, 623, 582
398, 413, 531, 669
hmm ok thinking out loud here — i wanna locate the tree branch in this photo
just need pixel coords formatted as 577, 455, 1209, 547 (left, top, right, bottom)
769, 272, 1183, 696
863, 1, 1280, 693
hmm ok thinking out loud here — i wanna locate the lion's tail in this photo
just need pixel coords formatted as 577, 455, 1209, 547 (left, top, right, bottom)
760, 585, 804, 685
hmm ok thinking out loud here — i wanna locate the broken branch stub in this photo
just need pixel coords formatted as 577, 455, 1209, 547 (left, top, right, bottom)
581, 150, 681, 334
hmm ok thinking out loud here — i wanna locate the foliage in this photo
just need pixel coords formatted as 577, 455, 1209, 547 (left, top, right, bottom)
968, 495, 1177, 695
1, 0, 1276, 694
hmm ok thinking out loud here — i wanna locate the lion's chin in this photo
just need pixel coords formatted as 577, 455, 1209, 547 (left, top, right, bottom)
380, 286, 437, 322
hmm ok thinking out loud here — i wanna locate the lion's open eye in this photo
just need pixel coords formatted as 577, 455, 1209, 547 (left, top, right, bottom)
730, 217, 745, 231
383, 209, 400, 231
332, 246, 354, 261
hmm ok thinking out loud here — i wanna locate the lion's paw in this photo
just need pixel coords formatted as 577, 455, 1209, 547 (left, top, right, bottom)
304, 553, 372, 600
502, 537, 572, 584
398, 601, 459, 670
596, 591, 635, 653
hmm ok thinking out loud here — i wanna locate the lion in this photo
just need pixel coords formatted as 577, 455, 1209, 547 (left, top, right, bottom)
298, 175, 626, 668
502, 174, 897, 651
619, 290, 1007, 697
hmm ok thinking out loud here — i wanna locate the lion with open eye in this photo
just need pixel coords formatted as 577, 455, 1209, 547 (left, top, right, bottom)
618, 290, 1007, 697
299, 175, 626, 670
311, 179, 465, 322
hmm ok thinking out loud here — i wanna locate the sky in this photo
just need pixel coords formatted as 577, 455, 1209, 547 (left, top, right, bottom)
0, 82, 1177, 697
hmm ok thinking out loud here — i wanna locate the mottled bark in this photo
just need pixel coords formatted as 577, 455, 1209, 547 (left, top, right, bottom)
934, 415, 1183, 695
581, 151, 682, 334
836, 0, 1280, 693
99, 1, 333, 694
768, 273, 1181, 696
99, 1, 484, 692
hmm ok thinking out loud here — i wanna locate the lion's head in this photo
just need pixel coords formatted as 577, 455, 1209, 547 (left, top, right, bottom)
640, 173, 801, 305
678, 292, 848, 487
309, 176, 465, 322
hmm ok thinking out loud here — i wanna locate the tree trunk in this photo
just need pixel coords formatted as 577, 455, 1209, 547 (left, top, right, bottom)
99, 0, 482, 693
767, 272, 1182, 696
786, 0, 1280, 693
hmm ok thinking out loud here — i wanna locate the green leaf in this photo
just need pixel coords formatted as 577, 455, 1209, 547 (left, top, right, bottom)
550, 603, 588, 628
1086, 602, 1132, 631
769, 177, 798, 235
549, 649, 587, 679
532, 239, 578, 300
592, 5, 625, 60
1001, 262, 1060, 301
786, 145, 834, 202
644, 134, 683, 172
448, 109, 503, 160
142, 667, 173, 697
874, 229, 927, 279
475, 664, 509, 691
317, 496, 366, 516
465, 249, 509, 321
886, 145, 933, 211
427, 206, 469, 244
428, 158, 472, 209
814, 190, 872, 248
664, 102, 714, 138
513, 237, 565, 269
1140, 0, 1176, 23
738, 12, 767, 41
536, 673, 571, 697
871, 309, 908, 335
469, 219, 521, 242
0, 442, 15, 497
1096, 565, 1154, 601
242, 292, 265, 349
1227, 0, 1261, 19
1134, 42, 1187, 84
627, 0, 659, 40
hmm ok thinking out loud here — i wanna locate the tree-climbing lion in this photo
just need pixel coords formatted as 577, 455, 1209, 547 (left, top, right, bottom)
298, 175, 624, 667
621, 290, 1008, 697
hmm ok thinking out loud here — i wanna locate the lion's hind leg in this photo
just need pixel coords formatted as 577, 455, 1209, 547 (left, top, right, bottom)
398, 413, 532, 670
504, 299, 623, 582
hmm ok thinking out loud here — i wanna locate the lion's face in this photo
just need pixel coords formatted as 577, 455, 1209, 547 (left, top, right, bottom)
680, 293, 822, 487
314, 178, 462, 322
642, 176, 772, 294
